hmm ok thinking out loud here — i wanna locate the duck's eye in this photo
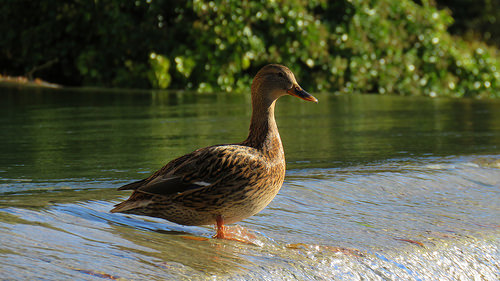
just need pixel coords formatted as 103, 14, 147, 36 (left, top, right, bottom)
278, 72, 285, 78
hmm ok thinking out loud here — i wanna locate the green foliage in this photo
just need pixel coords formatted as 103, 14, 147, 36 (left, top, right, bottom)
1, 0, 499, 97
149, 53, 171, 89
328, 0, 499, 98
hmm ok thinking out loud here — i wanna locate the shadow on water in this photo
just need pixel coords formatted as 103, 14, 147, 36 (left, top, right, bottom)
0, 87, 499, 279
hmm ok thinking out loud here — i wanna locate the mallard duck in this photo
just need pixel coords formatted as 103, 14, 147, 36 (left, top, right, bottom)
111, 64, 317, 239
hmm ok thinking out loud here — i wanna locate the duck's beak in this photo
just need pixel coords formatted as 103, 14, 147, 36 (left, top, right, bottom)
287, 85, 318, 103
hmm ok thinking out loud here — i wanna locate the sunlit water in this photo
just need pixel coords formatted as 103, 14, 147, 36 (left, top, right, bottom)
1, 87, 499, 280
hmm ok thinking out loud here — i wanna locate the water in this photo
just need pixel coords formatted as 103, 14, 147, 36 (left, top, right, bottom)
1, 86, 499, 280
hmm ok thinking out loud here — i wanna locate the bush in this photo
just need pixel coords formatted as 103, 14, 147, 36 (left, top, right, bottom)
1, 0, 499, 98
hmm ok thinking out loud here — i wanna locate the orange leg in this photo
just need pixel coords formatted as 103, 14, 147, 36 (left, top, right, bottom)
213, 215, 256, 244
214, 215, 226, 239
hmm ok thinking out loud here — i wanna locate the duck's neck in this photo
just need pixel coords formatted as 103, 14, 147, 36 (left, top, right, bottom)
243, 98, 283, 155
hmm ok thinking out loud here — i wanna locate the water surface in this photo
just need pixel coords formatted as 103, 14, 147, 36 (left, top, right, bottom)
1, 87, 499, 280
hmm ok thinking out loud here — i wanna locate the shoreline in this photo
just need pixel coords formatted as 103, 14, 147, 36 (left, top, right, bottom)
0, 75, 61, 88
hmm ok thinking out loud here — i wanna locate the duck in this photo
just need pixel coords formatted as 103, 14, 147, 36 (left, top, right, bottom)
110, 64, 317, 239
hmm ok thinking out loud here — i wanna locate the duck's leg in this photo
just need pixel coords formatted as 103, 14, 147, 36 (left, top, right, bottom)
214, 215, 226, 239
213, 215, 256, 244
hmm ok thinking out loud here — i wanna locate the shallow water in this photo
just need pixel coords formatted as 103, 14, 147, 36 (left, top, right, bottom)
1, 87, 499, 280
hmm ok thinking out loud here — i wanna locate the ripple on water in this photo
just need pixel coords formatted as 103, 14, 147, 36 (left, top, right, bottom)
0, 155, 499, 280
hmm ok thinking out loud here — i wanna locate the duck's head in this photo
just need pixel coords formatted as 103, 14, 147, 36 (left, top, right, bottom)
251, 64, 318, 104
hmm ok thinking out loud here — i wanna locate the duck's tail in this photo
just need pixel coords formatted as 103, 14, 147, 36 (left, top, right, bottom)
110, 192, 153, 214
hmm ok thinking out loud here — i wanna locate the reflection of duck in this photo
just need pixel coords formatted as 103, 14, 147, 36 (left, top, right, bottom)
111, 64, 317, 239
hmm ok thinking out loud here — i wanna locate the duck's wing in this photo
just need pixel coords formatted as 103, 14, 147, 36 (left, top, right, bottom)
111, 145, 263, 213
116, 153, 193, 192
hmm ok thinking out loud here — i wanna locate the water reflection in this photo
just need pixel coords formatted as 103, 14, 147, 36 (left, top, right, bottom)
2, 87, 500, 183
1, 155, 499, 279
0, 87, 499, 279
